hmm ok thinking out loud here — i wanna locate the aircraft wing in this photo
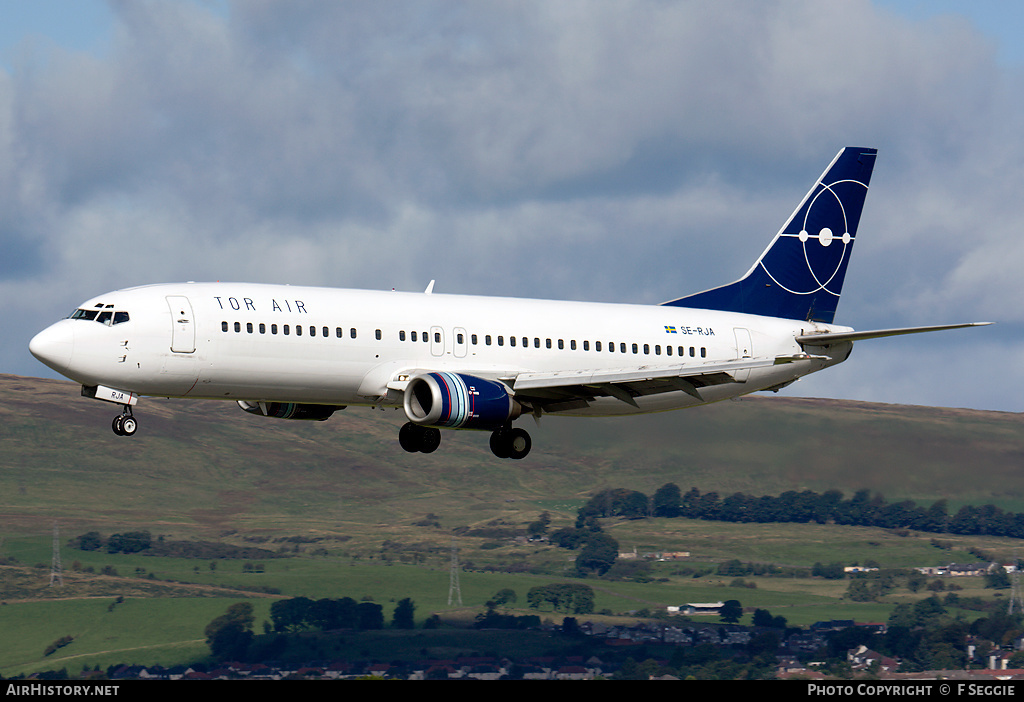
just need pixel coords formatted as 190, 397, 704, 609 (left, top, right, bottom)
507, 355, 807, 412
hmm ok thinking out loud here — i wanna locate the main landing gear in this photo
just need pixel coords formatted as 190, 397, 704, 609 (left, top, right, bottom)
399, 422, 441, 454
489, 425, 531, 460
111, 406, 137, 436
398, 422, 532, 460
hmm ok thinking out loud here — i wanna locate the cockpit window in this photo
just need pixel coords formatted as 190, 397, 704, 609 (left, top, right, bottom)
70, 308, 130, 325
71, 309, 99, 321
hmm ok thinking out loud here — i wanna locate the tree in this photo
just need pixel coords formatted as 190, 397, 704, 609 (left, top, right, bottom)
309, 597, 358, 630
526, 512, 551, 538
392, 598, 415, 629
74, 531, 103, 551
526, 584, 595, 614
270, 596, 315, 633
205, 602, 254, 661
719, 600, 742, 624
575, 533, 618, 575
652, 483, 682, 518
490, 588, 517, 607
357, 601, 384, 630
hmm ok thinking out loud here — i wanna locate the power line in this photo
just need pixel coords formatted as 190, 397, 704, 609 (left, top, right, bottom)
50, 522, 63, 587
448, 538, 462, 607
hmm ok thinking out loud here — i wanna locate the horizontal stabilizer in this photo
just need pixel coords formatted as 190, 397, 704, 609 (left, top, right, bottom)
797, 322, 992, 345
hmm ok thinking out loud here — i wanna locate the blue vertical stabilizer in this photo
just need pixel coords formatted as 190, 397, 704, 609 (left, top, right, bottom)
664, 147, 877, 324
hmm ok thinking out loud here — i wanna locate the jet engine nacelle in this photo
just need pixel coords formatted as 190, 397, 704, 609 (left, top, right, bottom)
403, 372, 521, 430
237, 401, 344, 421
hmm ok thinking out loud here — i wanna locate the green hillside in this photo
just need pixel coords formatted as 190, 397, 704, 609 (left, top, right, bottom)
3, 373, 1023, 539
3, 373, 1024, 676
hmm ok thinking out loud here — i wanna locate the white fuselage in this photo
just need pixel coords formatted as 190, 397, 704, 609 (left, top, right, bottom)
30, 281, 850, 417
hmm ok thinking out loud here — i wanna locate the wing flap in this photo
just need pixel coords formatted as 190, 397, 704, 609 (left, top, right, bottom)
511, 357, 780, 412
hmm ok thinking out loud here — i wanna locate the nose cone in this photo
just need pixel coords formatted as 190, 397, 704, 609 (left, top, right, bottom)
29, 322, 75, 375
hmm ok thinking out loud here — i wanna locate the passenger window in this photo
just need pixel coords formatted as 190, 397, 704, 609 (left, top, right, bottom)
534, 338, 540, 348
284, 325, 290, 335
376, 329, 382, 340
510, 336, 516, 347
351, 329, 357, 339
434, 332, 441, 343
234, 322, 241, 332
643, 343, 649, 354
498, 336, 504, 346
296, 325, 303, 336
272, 324, 278, 335
400, 330, 406, 341
336, 327, 343, 338
247, 323, 254, 333
222, 321, 228, 332
583, 341, 589, 351
323, 326, 329, 337
571, 340, 577, 350
259, 323, 266, 334
309, 326, 316, 337
457, 333, 464, 344
701, 347, 707, 358
558, 340, 564, 350
485, 335, 492, 346
620, 343, 626, 353
471, 334, 478, 345
632, 343, 639, 354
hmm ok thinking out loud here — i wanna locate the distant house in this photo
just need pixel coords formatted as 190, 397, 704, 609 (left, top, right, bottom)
848, 645, 899, 672
667, 602, 724, 616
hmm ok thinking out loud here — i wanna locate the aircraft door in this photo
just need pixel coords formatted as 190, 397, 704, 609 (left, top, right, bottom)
167, 296, 196, 354
733, 327, 752, 382
430, 326, 444, 357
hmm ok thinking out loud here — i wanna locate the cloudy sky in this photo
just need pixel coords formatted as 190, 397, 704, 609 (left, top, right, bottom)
2, 0, 1022, 413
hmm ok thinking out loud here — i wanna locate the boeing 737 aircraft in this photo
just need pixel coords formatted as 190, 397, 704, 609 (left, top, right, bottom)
29, 147, 988, 459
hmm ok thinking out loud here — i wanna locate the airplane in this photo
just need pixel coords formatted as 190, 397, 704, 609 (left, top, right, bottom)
29, 147, 989, 459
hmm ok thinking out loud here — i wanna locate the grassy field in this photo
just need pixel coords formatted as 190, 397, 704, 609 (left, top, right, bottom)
3, 373, 1024, 676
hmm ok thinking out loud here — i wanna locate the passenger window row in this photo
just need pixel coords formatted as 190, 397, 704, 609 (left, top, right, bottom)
221, 321, 363, 339
222, 321, 707, 358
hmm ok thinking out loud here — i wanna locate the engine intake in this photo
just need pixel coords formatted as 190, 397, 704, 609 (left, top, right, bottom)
404, 372, 521, 430
237, 401, 344, 421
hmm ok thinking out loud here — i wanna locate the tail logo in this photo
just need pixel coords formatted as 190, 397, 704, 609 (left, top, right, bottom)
761, 175, 867, 299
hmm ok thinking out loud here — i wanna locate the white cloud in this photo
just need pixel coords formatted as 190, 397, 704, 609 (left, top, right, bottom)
2, 0, 1022, 412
